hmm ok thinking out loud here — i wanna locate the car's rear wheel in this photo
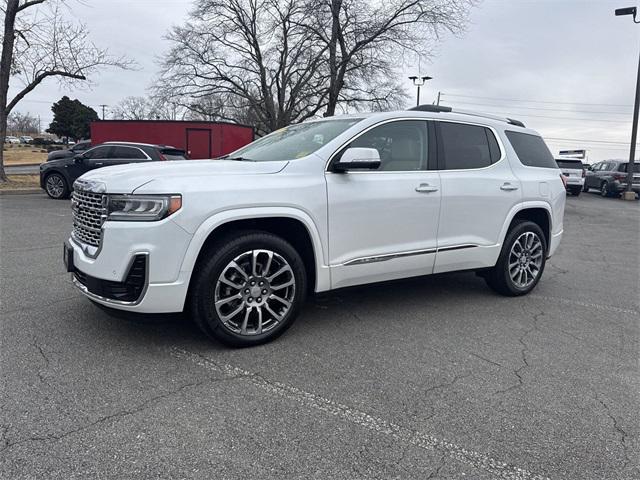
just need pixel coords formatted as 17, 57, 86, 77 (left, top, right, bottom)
44, 173, 69, 199
189, 231, 306, 347
601, 181, 612, 197
484, 220, 547, 296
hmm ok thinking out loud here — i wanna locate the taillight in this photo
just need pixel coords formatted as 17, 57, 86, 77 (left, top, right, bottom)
159, 153, 167, 161
613, 173, 626, 181
560, 173, 568, 188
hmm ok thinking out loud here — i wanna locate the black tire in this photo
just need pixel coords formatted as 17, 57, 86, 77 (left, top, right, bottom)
189, 231, 307, 347
601, 181, 611, 198
582, 183, 590, 193
44, 172, 69, 199
571, 187, 581, 197
484, 220, 547, 297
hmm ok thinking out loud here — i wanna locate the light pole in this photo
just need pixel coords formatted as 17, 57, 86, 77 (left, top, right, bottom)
408, 76, 432, 107
615, 6, 640, 200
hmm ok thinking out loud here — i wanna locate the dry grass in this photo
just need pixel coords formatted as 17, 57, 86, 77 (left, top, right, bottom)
3, 147, 48, 165
0, 174, 41, 190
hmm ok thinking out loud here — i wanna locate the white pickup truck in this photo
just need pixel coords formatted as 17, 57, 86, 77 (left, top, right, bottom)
64, 106, 565, 346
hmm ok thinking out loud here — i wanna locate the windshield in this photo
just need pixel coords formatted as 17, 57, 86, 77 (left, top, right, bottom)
228, 118, 363, 162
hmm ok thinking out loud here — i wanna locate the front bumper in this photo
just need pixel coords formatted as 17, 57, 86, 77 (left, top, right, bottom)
66, 218, 193, 313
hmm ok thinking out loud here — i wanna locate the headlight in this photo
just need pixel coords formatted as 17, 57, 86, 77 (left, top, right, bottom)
106, 194, 182, 221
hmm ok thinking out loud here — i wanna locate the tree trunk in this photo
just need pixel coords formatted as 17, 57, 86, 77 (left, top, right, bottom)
323, 0, 342, 117
0, 0, 20, 182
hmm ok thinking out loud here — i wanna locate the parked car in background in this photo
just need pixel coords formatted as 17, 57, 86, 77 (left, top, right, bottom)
584, 159, 640, 197
556, 158, 585, 196
4, 136, 20, 144
40, 142, 188, 199
47, 140, 93, 161
19, 135, 34, 144
63, 106, 565, 347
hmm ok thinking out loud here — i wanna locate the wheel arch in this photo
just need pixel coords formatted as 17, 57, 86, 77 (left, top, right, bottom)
42, 169, 70, 194
499, 202, 552, 253
180, 208, 329, 296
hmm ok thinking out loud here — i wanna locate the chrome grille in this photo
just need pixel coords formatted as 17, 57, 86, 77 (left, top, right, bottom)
71, 189, 106, 248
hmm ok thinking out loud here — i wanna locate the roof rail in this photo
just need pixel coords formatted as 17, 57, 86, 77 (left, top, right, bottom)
408, 104, 453, 113
408, 104, 526, 128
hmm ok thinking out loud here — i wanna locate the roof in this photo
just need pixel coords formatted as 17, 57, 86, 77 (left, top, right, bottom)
102, 141, 179, 149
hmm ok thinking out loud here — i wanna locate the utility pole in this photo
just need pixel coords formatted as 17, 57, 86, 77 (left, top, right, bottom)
615, 6, 640, 200
99, 104, 108, 120
408, 76, 433, 106
437, 92, 441, 106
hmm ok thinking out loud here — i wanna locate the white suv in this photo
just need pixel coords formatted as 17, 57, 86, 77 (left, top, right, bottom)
64, 106, 565, 346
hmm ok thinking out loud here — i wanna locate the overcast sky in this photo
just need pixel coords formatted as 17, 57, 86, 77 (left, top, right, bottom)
9, 0, 640, 162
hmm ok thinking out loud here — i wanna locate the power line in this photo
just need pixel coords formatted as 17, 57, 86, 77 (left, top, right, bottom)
544, 137, 636, 145
443, 100, 631, 115
450, 107, 631, 123
441, 93, 632, 108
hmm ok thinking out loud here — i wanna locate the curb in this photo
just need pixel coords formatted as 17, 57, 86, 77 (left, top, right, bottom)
6, 162, 42, 167
0, 188, 43, 196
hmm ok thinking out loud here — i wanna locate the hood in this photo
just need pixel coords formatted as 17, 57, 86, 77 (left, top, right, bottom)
76, 159, 289, 193
48, 150, 73, 160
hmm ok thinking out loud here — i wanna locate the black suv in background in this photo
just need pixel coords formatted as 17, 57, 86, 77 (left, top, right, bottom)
47, 141, 93, 161
40, 142, 188, 199
583, 159, 640, 197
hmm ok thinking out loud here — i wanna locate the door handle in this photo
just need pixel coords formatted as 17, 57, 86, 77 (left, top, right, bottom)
500, 183, 519, 191
94, 162, 104, 166
415, 183, 439, 193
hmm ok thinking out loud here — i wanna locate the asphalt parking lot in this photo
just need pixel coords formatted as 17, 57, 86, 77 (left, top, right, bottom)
1, 192, 638, 480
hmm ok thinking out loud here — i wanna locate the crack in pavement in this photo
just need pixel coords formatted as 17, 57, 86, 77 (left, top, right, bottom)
0, 375, 241, 456
596, 397, 633, 471
528, 295, 639, 316
470, 352, 504, 369
426, 453, 447, 480
495, 306, 543, 395
172, 348, 551, 480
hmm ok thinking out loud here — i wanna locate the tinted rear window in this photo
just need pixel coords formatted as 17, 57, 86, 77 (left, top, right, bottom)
161, 148, 188, 160
438, 122, 500, 170
618, 163, 640, 173
556, 159, 584, 170
505, 131, 557, 168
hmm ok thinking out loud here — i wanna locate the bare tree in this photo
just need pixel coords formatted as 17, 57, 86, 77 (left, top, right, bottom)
306, 0, 477, 116
0, 0, 131, 181
155, 0, 328, 135
7, 111, 39, 135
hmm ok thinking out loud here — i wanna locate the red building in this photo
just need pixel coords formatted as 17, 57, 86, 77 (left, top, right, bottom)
90, 120, 254, 159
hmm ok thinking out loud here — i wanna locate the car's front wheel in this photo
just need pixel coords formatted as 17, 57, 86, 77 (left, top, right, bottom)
44, 173, 69, 199
189, 231, 307, 347
601, 181, 611, 197
484, 220, 547, 296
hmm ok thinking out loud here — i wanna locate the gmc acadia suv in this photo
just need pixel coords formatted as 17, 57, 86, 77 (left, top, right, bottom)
63, 106, 565, 347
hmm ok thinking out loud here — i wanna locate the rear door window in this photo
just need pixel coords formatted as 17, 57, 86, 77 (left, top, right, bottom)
505, 131, 557, 168
112, 146, 148, 159
618, 163, 640, 173
437, 122, 498, 170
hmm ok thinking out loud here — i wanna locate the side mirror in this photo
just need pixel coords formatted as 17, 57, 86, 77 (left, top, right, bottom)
333, 147, 381, 172
74, 154, 85, 163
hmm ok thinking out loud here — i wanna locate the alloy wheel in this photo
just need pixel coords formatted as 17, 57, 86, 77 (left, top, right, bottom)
46, 175, 65, 198
508, 232, 544, 289
214, 249, 296, 336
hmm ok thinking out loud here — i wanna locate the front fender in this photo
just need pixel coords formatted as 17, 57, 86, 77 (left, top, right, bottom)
177, 206, 330, 292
